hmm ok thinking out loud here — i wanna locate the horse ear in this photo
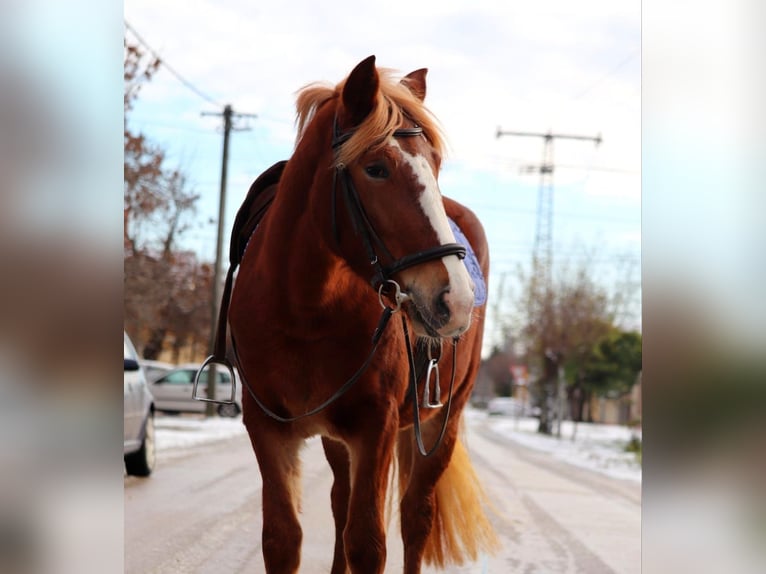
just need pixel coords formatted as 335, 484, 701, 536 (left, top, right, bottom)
401, 68, 428, 101
341, 55, 379, 126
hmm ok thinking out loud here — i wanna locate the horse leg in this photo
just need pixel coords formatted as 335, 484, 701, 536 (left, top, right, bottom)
322, 437, 351, 574
397, 415, 459, 574
248, 428, 304, 574
343, 409, 398, 574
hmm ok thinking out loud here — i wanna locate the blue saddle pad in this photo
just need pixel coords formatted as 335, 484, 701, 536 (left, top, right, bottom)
448, 218, 487, 307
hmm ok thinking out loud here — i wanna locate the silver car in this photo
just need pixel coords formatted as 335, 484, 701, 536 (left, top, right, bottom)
139, 359, 174, 383
124, 332, 156, 476
149, 364, 243, 418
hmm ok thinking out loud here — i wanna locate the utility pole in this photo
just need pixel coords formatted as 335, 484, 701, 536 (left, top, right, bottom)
495, 129, 601, 284
201, 104, 256, 416
496, 128, 601, 434
490, 271, 509, 352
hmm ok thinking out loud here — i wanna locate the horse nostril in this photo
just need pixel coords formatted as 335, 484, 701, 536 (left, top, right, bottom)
435, 289, 451, 324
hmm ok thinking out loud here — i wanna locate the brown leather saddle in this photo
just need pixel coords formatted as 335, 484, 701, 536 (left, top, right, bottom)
229, 160, 287, 269
212, 160, 286, 361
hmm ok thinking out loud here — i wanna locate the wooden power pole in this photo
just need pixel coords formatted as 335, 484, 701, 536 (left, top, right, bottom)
200, 104, 256, 415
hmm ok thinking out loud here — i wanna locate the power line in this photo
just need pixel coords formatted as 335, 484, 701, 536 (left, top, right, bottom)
483, 154, 639, 175
127, 119, 222, 135
554, 163, 638, 175
570, 49, 640, 101
468, 203, 638, 224
125, 20, 224, 109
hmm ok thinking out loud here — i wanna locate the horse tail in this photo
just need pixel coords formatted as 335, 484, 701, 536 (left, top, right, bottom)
421, 435, 499, 567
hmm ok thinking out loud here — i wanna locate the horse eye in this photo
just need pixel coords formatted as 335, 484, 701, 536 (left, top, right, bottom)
365, 164, 389, 179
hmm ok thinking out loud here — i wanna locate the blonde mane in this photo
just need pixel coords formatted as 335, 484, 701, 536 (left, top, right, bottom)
294, 68, 446, 167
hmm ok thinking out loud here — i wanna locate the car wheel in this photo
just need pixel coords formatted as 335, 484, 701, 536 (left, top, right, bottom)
125, 411, 156, 477
217, 402, 241, 418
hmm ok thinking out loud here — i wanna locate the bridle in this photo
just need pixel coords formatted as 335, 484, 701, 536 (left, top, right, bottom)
195, 114, 468, 457
330, 115, 467, 294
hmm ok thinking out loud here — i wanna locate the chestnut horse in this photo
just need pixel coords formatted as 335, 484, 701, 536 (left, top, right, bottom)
224, 56, 496, 573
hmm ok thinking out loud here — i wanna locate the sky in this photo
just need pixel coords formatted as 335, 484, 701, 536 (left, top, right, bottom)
124, 0, 641, 351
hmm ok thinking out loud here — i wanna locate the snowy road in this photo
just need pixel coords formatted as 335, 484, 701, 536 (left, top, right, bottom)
125, 414, 640, 573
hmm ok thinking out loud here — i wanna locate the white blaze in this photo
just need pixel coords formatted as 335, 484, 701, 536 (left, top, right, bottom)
390, 139, 474, 302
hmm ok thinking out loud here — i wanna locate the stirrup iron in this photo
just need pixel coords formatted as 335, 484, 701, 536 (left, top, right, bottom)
422, 358, 443, 409
192, 355, 237, 404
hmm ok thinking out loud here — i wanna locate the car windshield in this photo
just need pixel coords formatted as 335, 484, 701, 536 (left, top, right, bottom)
159, 369, 231, 384
124, 335, 139, 360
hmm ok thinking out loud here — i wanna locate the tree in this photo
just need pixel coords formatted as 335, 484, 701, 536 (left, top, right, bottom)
124, 38, 200, 258
514, 258, 614, 433
124, 37, 162, 254
124, 250, 213, 360
123, 35, 211, 360
482, 348, 514, 397
581, 330, 642, 398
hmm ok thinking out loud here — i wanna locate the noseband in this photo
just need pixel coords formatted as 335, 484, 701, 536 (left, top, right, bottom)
330, 116, 467, 296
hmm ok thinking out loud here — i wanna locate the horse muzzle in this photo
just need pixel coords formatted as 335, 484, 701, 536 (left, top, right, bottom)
404, 284, 473, 339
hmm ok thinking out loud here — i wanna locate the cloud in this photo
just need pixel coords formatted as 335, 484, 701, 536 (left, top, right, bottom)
125, 0, 641, 337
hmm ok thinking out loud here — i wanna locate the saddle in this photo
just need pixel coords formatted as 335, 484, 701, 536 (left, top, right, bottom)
229, 160, 287, 268
213, 160, 286, 361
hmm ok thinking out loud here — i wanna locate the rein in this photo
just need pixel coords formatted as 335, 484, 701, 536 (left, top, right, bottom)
233, 304, 397, 423
195, 115, 467, 456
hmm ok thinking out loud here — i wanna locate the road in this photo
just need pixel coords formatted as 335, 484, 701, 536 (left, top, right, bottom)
125, 416, 640, 573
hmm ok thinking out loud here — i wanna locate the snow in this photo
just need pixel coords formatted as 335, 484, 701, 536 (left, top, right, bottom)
466, 408, 642, 482
154, 411, 642, 483
155, 414, 247, 452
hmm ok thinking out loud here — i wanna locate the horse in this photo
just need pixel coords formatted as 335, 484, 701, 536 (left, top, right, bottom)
221, 55, 497, 573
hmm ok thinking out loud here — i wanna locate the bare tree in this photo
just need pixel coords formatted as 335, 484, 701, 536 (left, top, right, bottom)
123, 36, 210, 360
514, 257, 614, 434
124, 37, 161, 255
